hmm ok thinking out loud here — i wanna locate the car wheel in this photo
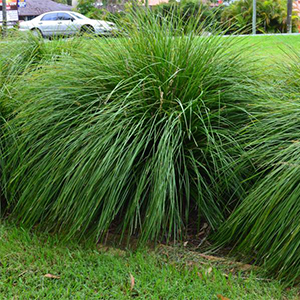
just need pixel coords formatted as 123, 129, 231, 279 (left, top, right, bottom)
80, 25, 95, 35
31, 28, 43, 38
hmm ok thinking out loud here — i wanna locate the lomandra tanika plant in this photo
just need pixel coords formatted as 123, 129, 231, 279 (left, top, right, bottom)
215, 51, 300, 284
0, 35, 83, 213
3, 10, 258, 242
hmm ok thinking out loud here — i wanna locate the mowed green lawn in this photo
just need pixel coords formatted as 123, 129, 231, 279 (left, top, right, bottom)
1, 34, 300, 299
235, 34, 300, 63
0, 223, 298, 299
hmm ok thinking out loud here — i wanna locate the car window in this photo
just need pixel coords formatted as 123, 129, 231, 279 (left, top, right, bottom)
57, 13, 73, 21
41, 13, 58, 21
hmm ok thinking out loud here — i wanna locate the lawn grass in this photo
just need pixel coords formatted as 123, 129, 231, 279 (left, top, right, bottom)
0, 222, 298, 299
233, 35, 300, 63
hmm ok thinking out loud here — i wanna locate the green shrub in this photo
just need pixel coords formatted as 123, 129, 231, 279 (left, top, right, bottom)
0, 37, 46, 210
76, 0, 96, 16
0, 35, 83, 213
214, 51, 300, 284
0, 35, 83, 116
152, 1, 222, 29
2, 11, 259, 243
76, 0, 124, 22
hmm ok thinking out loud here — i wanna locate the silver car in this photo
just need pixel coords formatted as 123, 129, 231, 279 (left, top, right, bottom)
19, 11, 117, 37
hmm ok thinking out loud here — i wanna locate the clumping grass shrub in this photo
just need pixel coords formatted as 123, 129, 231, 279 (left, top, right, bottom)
2, 11, 260, 243
215, 50, 300, 284
0, 35, 83, 115
0, 35, 83, 212
0, 36, 46, 212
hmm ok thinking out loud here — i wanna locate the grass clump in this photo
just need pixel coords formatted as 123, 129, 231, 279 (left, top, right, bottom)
0, 35, 83, 116
215, 51, 300, 284
0, 35, 83, 216
1, 11, 260, 243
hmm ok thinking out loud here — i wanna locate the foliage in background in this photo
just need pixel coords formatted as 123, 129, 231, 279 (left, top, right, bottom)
221, 0, 299, 34
75, 0, 223, 28
75, 0, 121, 21
1, 11, 259, 244
76, 0, 96, 16
70, 0, 297, 35
53, 0, 72, 5
152, 1, 223, 29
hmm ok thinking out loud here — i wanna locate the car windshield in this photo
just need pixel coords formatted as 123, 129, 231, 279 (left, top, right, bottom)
70, 12, 89, 20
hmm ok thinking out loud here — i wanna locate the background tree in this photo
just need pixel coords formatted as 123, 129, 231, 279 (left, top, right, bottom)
54, 0, 74, 5
221, 0, 298, 34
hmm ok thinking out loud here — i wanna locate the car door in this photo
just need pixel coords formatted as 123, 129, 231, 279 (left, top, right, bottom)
57, 12, 78, 36
38, 13, 59, 37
